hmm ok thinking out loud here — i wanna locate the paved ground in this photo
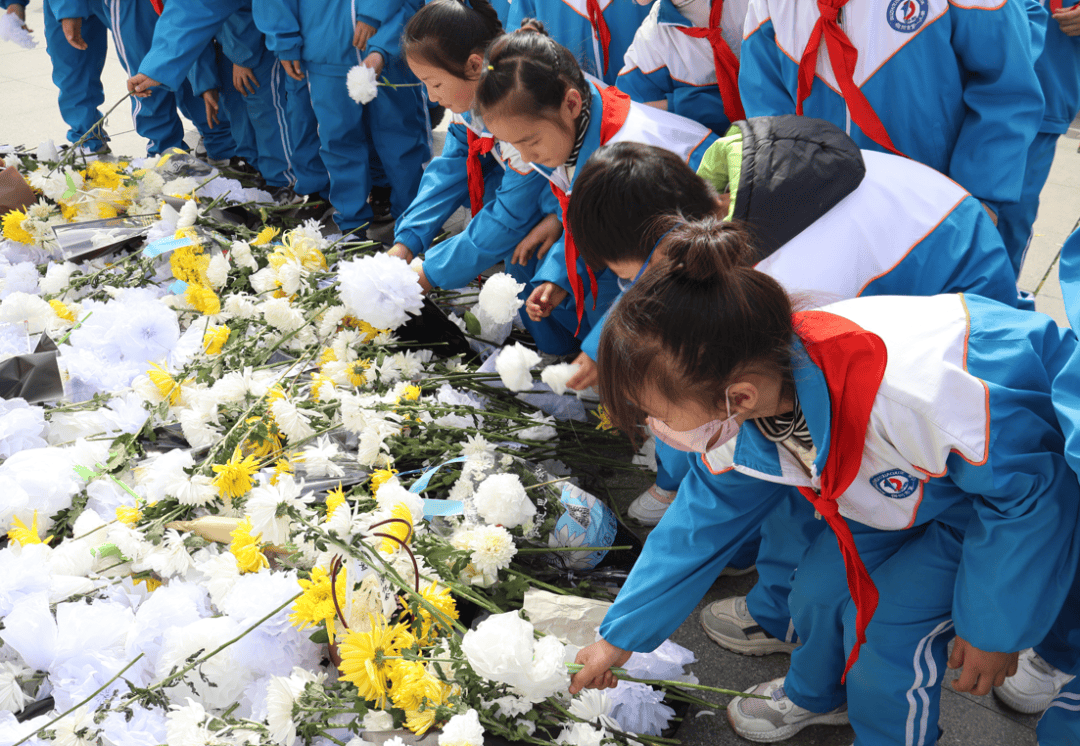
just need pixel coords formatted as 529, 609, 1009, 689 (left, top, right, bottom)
3, 5, 1080, 744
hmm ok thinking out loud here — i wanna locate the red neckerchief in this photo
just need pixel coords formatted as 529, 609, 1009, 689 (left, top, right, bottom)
676, 0, 745, 124
791, 309, 888, 681
466, 129, 495, 217
586, 0, 614, 75
551, 85, 632, 335
1051, 0, 1062, 12
797, 0, 904, 157
151, 0, 164, 14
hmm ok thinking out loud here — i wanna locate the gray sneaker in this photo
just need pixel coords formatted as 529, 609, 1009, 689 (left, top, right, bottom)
700, 596, 798, 656
728, 677, 849, 743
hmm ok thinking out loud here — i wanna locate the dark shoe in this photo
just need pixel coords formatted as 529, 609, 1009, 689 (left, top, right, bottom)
369, 185, 392, 223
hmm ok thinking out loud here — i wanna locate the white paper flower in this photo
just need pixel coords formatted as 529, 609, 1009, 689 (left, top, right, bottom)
338, 254, 423, 330
438, 709, 484, 746
568, 689, 618, 730
607, 680, 676, 736
230, 240, 258, 271
540, 362, 579, 396
0, 292, 53, 334
494, 343, 540, 391
477, 273, 525, 324
556, 722, 608, 746
206, 253, 230, 289
346, 64, 379, 104
175, 199, 199, 230
361, 709, 395, 731
473, 473, 536, 529
460, 612, 569, 702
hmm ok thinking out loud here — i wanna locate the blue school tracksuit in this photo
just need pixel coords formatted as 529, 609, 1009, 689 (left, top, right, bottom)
995, 0, 1080, 274
616, 0, 742, 134
506, 0, 651, 86
531, 81, 716, 353
186, 9, 291, 188
250, 0, 430, 231
24, 0, 109, 152
599, 293, 1080, 746
739, 0, 1044, 224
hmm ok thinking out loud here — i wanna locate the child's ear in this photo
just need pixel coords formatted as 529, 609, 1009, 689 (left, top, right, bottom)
727, 382, 759, 416
465, 53, 484, 79
565, 87, 583, 119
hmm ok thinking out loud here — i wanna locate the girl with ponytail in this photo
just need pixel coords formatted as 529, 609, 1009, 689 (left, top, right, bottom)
474, 26, 717, 350
388, 1, 578, 353
568, 221, 1080, 746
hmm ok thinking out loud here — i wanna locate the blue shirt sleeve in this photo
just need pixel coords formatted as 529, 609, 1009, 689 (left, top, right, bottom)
394, 121, 473, 256
50, 0, 90, 20
140, 0, 243, 90
252, 0, 302, 61
738, 18, 797, 118
186, 41, 220, 97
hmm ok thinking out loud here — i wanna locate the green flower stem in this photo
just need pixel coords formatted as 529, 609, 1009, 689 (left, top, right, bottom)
56, 311, 93, 345
10, 652, 145, 746
505, 567, 574, 596
564, 664, 767, 700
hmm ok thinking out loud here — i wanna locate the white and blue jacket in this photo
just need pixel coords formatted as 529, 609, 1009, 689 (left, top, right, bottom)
506, 0, 652, 86
600, 293, 1080, 659
738, 0, 1045, 210
616, 0, 747, 133
394, 112, 551, 290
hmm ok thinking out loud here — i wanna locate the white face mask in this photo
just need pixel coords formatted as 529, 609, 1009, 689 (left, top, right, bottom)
646, 389, 740, 453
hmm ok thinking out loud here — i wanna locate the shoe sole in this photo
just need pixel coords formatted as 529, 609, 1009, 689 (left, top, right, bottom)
992, 686, 1054, 715
701, 618, 798, 657
727, 705, 849, 743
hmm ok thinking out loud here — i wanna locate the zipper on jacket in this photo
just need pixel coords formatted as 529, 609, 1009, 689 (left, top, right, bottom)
838, 7, 851, 136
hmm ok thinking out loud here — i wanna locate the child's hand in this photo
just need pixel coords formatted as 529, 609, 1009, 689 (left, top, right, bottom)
512, 213, 562, 265
569, 639, 631, 694
6, 4, 31, 31
363, 51, 384, 77
61, 17, 86, 50
233, 65, 259, 96
387, 243, 414, 263
948, 636, 1019, 696
128, 73, 161, 98
566, 352, 597, 391
281, 60, 304, 81
202, 90, 220, 129
1054, 5, 1080, 36
526, 282, 568, 321
353, 20, 376, 50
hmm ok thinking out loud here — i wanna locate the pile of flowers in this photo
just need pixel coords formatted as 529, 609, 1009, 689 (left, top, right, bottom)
0, 147, 726, 746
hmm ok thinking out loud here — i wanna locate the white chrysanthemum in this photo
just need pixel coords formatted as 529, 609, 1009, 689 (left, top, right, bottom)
494, 343, 540, 391
569, 690, 618, 729
134, 529, 195, 578
230, 240, 258, 271
206, 253, 230, 289
276, 258, 305, 296
337, 254, 423, 330
473, 473, 535, 529
250, 266, 279, 294
270, 398, 317, 442
165, 698, 213, 746
172, 474, 217, 507
438, 709, 484, 746
53, 705, 98, 746
463, 524, 516, 577
556, 722, 608, 746
223, 294, 259, 319
317, 306, 348, 338
0, 661, 28, 713
247, 475, 312, 545
299, 436, 345, 477
137, 169, 166, 198
266, 666, 327, 745
0, 291, 54, 334
477, 272, 525, 324
29, 166, 80, 200
362, 710, 395, 732
346, 64, 379, 104
540, 362, 579, 395
166, 176, 200, 197
261, 296, 306, 332
175, 199, 199, 230
461, 612, 570, 702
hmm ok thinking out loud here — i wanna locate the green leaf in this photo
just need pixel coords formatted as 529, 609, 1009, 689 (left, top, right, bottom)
91, 543, 130, 562
62, 172, 77, 200
308, 628, 329, 645
72, 464, 99, 481
463, 311, 481, 336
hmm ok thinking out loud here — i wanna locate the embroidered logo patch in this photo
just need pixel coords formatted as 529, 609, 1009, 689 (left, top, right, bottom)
886, 0, 928, 33
870, 469, 919, 499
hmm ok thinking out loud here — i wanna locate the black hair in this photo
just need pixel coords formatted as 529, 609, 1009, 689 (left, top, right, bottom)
567, 142, 722, 270
597, 218, 794, 442
474, 22, 588, 125
402, 0, 503, 79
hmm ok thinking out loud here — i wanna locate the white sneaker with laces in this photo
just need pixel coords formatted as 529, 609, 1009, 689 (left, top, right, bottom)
994, 648, 1074, 714
727, 677, 848, 743
701, 596, 797, 656
628, 483, 676, 525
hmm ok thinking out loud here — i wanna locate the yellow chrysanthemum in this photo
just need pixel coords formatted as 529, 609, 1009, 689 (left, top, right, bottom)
325, 484, 347, 521
413, 581, 459, 645
338, 614, 411, 708
290, 565, 346, 643
60, 202, 79, 221
212, 447, 260, 499
370, 468, 398, 496
132, 575, 163, 592
347, 359, 371, 387
266, 385, 287, 404
7, 511, 49, 547
203, 325, 230, 355
272, 230, 327, 271
85, 160, 123, 190
242, 417, 282, 460
229, 517, 269, 574
2, 210, 34, 244
404, 706, 441, 737
97, 201, 119, 219
388, 660, 442, 712
318, 347, 337, 365
380, 502, 413, 555
400, 385, 421, 402
342, 316, 383, 342
270, 457, 294, 486
115, 505, 142, 526
310, 373, 336, 403
147, 363, 186, 406
251, 226, 279, 246
595, 404, 615, 431
49, 299, 76, 322
170, 243, 208, 285
185, 283, 221, 315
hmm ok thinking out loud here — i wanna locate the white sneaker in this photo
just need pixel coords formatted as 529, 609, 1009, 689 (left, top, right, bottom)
994, 649, 1074, 714
727, 677, 848, 743
628, 484, 675, 525
701, 596, 798, 656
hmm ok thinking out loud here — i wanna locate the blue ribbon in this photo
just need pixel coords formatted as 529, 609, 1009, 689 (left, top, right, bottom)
143, 235, 191, 258
409, 456, 469, 518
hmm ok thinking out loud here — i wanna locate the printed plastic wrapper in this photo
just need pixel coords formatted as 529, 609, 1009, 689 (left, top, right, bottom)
52, 214, 157, 261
